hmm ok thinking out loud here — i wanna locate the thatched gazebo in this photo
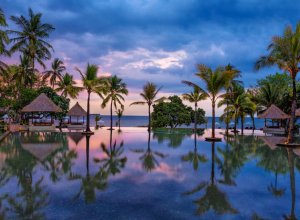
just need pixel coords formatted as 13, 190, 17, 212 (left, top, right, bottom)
259, 136, 286, 150
21, 93, 62, 131
67, 102, 86, 129
258, 104, 289, 134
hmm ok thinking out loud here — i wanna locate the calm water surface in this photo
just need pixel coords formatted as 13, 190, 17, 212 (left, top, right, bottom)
0, 128, 299, 219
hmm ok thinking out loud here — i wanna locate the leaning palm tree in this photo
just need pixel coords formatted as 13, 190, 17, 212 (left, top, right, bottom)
101, 75, 128, 130
182, 86, 207, 131
76, 64, 105, 134
183, 64, 232, 139
56, 73, 82, 99
43, 58, 65, 88
130, 82, 163, 131
255, 22, 300, 143
8, 8, 54, 69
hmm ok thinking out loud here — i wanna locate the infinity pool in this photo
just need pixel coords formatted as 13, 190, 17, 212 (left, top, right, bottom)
0, 128, 298, 219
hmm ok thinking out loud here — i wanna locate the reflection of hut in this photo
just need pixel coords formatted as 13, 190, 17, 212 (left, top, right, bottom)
259, 136, 286, 150
21, 93, 62, 131
67, 102, 86, 130
22, 143, 61, 161
68, 132, 84, 145
258, 105, 289, 134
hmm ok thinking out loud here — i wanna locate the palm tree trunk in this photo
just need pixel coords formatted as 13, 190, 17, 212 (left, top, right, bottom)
212, 99, 215, 138
86, 135, 90, 175
194, 102, 197, 132
234, 111, 238, 133
211, 141, 215, 185
110, 99, 113, 130
287, 149, 296, 219
241, 115, 244, 135
287, 77, 297, 143
86, 91, 91, 132
226, 89, 229, 133
148, 104, 151, 132
251, 113, 255, 131
118, 118, 121, 130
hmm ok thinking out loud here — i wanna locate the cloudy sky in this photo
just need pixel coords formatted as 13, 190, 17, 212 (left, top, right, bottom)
2, 0, 299, 115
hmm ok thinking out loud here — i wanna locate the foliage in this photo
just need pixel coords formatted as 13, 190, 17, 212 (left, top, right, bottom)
152, 95, 205, 128
56, 73, 82, 99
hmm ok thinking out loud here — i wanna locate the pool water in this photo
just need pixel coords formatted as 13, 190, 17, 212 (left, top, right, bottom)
0, 128, 299, 219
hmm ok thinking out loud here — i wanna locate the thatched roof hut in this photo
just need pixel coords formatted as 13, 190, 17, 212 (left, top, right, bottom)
259, 136, 286, 150
67, 102, 86, 117
258, 104, 290, 119
21, 93, 62, 113
68, 132, 84, 145
22, 143, 61, 161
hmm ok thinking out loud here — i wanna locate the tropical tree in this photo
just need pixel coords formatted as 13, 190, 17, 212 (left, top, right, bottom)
8, 8, 55, 70
116, 108, 123, 130
12, 55, 39, 89
183, 64, 232, 139
130, 82, 163, 131
101, 75, 128, 130
182, 87, 207, 131
255, 22, 300, 143
95, 115, 101, 128
56, 73, 82, 99
76, 64, 105, 133
43, 58, 65, 88
0, 8, 9, 55
223, 64, 242, 132
0, 8, 9, 73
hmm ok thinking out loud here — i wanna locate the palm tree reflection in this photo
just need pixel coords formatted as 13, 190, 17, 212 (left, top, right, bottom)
70, 134, 108, 203
181, 131, 207, 171
132, 130, 167, 172
184, 141, 238, 216
94, 129, 127, 175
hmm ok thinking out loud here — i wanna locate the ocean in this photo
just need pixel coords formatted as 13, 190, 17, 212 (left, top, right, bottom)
88, 115, 266, 129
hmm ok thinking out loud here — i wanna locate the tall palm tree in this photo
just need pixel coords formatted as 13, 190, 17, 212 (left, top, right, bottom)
224, 64, 242, 132
43, 58, 65, 88
130, 82, 163, 131
101, 75, 128, 130
56, 73, 82, 99
183, 64, 232, 139
116, 108, 123, 130
182, 86, 207, 132
8, 8, 54, 70
76, 64, 105, 134
255, 22, 300, 143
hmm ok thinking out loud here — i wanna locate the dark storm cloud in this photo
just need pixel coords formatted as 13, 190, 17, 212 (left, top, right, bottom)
1, 0, 299, 90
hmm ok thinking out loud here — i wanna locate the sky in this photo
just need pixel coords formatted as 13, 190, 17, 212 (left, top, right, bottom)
1, 0, 300, 116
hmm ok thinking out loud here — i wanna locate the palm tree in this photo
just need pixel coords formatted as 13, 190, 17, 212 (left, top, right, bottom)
116, 108, 123, 130
182, 86, 207, 132
12, 55, 38, 88
0, 8, 9, 74
101, 75, 128, 130
223, 64, 242, 132
76, 64, 105, 134
255, 22, 300, 143
56, 73, 82, 99
130, 82, 163, 131
43, 58, 65, 88
8, 8, 54, 70
183, 64, 232, 139
95, 115, 101, 128
0, 8, 9, 55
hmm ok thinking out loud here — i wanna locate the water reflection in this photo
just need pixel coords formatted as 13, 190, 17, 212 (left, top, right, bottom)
70, 134, 108, 204
184, 141, 238, 216
132, 131, 167, 172
0, 129, 298, 219
181, 131, 207, 171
